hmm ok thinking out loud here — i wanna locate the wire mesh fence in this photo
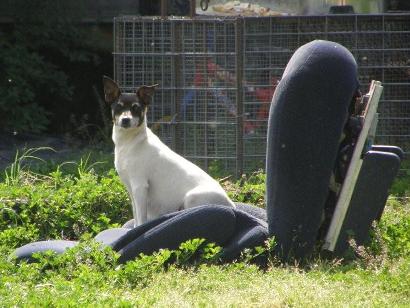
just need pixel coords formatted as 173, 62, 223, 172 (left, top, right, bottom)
114, 13, 410, 176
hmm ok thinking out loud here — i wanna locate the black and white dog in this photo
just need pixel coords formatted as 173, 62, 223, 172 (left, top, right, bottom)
103, 76, 235, 227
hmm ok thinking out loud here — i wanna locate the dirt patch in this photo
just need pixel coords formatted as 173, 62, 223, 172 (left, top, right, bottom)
0, 132, 110, 171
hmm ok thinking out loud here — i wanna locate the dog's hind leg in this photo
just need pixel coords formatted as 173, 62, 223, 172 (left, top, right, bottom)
183, 186, 235, 209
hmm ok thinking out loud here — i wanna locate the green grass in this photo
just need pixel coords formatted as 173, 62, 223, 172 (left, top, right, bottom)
0, 149, 409, 307
1, 257, 409, 306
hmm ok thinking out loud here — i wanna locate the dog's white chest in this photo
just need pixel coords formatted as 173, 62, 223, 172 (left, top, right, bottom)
114, 142, 146, 186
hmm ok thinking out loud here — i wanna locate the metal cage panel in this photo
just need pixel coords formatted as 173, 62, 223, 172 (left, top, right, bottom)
114, 14, 410, 176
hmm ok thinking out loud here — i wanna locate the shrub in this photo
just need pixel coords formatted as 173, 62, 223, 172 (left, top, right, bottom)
0, 0, 109, 133
0, 164, 130, 249
379, 199, 410, 258
0, 43, 68, 132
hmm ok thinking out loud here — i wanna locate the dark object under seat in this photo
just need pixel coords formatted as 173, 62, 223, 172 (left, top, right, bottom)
117, 205, 238, 263
13, 240, 78, 262
13, 204, 268, 264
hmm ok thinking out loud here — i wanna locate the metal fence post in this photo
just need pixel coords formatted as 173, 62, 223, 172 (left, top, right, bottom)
235, 17, 244, 177
172, 20, 183, 153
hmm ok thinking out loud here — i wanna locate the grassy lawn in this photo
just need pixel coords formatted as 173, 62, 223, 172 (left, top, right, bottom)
2, 260, 409, 307
0, 149, 409, 307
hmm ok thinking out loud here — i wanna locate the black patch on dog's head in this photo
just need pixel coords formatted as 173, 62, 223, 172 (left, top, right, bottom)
113, 94, 146, 127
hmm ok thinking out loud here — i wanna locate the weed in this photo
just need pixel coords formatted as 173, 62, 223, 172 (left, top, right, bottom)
222, 170, 266, 208
76, 152, 107, 178
348, 222, 388, 271
4, 147, 54, 186
239, 236, 277, 266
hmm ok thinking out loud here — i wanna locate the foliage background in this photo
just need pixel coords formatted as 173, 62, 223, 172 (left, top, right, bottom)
0, 0, 113, 134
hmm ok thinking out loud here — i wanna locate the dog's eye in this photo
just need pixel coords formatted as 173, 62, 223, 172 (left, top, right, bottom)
132, 104, 141, 111
113, 104, 123, 113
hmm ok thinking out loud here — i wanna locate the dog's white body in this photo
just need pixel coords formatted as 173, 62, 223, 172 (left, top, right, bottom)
113, 118, 235, 226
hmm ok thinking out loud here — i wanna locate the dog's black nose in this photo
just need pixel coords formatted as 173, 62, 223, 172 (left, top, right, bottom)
121, 118, 131, 127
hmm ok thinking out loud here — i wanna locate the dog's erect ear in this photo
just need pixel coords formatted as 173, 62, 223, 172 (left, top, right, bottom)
137, 84, 159, 106
103, 76, 121, 103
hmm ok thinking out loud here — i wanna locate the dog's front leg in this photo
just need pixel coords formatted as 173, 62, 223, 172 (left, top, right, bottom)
132, 184, 148, 227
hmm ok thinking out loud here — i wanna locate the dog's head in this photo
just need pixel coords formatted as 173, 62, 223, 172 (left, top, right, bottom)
103, 76, 158, 129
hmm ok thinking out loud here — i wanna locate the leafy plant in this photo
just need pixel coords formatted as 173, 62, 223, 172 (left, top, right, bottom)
0, 154, 129, 248
379, 204, 410, 259
222, 170, 266, 208
31, 238, 120, 280
239, 237, 277, 266
0, 37, 73, 133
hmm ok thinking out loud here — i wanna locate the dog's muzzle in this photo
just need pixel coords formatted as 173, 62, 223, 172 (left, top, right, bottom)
121, 117, 131, 128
